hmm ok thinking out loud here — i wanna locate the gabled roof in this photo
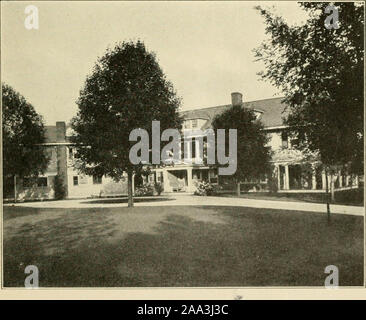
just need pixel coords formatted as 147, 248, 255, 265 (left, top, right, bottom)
180, 97, 288, 130
44, 97, 287, 142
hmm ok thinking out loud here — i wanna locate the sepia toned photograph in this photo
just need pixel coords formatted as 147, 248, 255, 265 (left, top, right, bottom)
1, 1, 364, 290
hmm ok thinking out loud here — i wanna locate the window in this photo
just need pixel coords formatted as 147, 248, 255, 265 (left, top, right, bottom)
192, 119, 198, 128
68, 147, 74, 160
23, 178, 33, 188
23, 177, 47, 187
37, 177, 48, 187
180, 141, 185, 159
281, 131, 288, 148
93, 175, 102, 184
254, 111, 262, 120
202, 136, 208, 159
184, 121, 190, 129
73, 176, 79, 186
191, 139, 196, 158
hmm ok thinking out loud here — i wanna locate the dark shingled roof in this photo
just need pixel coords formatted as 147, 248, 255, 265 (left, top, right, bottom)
180, 97, 288, 130
44, 97, 287, 142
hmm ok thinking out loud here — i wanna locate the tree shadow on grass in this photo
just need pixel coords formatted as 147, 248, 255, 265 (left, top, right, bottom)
3, 206, 364, 287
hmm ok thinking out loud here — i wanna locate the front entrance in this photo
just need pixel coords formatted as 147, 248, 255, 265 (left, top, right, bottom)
157, 167, 214, 193
167, 170, 188, 192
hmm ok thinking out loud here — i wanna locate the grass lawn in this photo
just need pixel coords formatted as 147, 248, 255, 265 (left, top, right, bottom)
3, 204, 363, 287
219, 188, 364, 207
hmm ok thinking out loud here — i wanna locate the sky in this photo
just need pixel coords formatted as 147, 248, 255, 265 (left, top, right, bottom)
1, 1, 309, 125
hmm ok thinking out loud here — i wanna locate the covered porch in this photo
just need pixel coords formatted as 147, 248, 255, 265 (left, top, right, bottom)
153, 166, 218, 193
275, 162, 360, 193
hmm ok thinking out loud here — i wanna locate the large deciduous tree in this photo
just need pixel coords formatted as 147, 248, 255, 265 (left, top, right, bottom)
254, 2, 364, 205
2, 83, 49, 200
71, 41, 182, 207
212, 106, 272, 196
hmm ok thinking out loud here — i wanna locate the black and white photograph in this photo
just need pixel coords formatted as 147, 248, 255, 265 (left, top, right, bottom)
1, 1, 364, 292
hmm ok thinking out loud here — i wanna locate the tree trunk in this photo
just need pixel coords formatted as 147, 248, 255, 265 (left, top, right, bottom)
237, 180, 241, 197
127, 171, 134, 208
14, 175, 17, 203
325, 170, 330, 222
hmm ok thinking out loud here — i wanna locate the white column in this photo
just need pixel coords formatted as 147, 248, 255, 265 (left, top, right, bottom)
187, 167, 193, 192
338, 170, 343, 188
328, 173, 331, 190
285, 165, 290, 190
322, 170, 327, 190
179, 142, 183, 163
276, 165, 281, 190
195, 139, 202, 164
312, 165, 317, 190
185, 141, 191, 164
346, 175, 350, 187
163, 170, 170, 192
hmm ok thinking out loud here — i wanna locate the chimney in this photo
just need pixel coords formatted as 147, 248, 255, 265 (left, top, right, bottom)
56, 121, 66, 142
231, 92, 243, 107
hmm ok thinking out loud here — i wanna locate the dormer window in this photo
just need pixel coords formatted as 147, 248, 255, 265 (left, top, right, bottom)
192, 119, 198, 128
252, 109, 263, 120
281, 131, 288, 148
254, 112, 262, 120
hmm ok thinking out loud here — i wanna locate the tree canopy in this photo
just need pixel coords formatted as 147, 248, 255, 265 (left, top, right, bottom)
2, 83, 48, 179
212, 105, 272, 194
254, 2, 364, 174
71, 40, 182, 206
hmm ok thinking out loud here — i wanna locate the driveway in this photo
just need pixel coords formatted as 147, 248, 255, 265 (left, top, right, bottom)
6, 194, 365, 216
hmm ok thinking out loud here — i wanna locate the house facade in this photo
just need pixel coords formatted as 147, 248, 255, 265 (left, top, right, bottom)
14, 92, 361, 200
151, 92, 360, 194
14, 122, 129, 200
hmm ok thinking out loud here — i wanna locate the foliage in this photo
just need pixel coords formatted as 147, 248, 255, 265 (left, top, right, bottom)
54, 174, 66, 200
194, 181, 221, 196
266, 166, 278, 193
70, 41, 182, 206
154, 182, 164, 195
2, 83, 49, 179
134, 183, 155, 196
254, 3, 364, 174
212, 106, 272, 183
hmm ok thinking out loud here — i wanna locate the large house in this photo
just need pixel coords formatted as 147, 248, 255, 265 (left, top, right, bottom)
14, 92, 360, 200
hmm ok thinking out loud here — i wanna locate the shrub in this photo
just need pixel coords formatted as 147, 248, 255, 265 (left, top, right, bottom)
134, 183, 154, 196
154, 182, 164, 195
54, 174, 66, 200
194, 181, 221, 196
267, 171, 278, 193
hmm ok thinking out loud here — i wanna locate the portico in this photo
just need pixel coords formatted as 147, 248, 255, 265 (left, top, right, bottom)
275, 162, 360, 192
153, 166, 218, 193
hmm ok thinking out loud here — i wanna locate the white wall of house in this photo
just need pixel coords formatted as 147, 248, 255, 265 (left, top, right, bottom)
66, 147, 128, 198
17, 174, 56, 200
